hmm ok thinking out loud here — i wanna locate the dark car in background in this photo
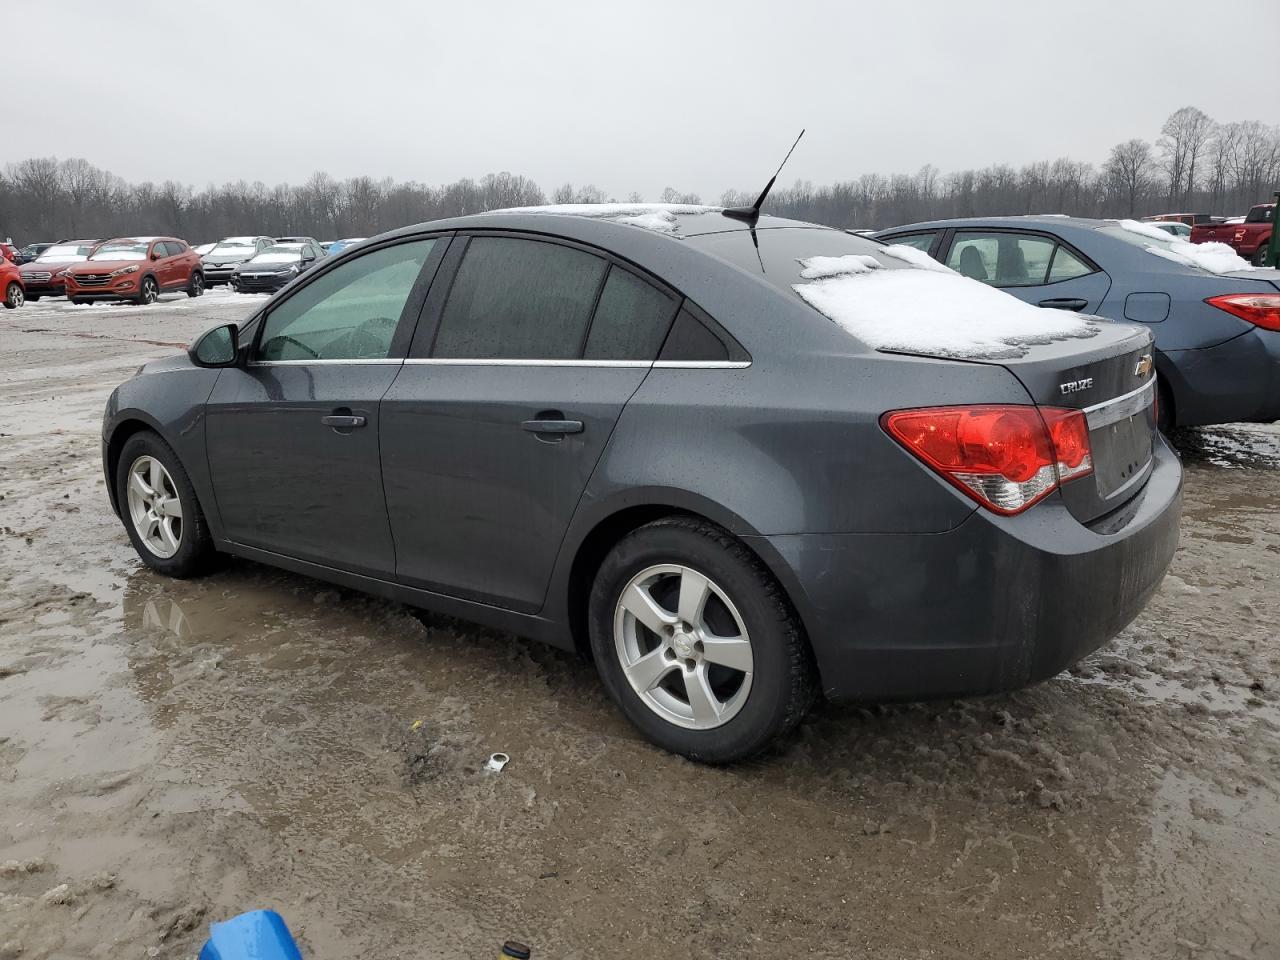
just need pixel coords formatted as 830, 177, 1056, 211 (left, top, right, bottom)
18, 240, 100, 300
202, 236, 274, 286
64, 237, 205, 305
15, 242, 55, 265
102, 207, 1181, 762
875, 216, 1280, 430
230, 241, 323, 293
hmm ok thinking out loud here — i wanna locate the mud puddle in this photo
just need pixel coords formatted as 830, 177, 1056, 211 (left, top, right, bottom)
1, 300, 1277, 958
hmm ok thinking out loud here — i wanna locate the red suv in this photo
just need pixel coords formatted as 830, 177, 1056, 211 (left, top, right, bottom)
63, 237, 205, 305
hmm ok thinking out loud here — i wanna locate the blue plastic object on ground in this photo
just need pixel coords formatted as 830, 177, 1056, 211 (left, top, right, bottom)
199, 909, 303, 960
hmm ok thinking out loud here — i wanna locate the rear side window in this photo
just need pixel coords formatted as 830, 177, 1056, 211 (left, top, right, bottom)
884, 232, 935, 253
583, 266, 678, 360
1046, 246, 1092, 282
433, 237, 607, 359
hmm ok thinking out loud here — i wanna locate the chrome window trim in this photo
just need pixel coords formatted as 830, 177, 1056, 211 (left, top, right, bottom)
1083, 377, 1155, 430
399, 358, 751, 369
247, 358, 403, 367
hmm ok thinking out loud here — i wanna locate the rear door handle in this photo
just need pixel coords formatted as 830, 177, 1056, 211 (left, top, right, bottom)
1037, 297, 1089, 312
321, 414, 366, 428
522, 419, 583, 435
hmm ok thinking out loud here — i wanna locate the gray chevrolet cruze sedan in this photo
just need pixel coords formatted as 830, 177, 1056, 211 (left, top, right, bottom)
104, 206, 1182, 762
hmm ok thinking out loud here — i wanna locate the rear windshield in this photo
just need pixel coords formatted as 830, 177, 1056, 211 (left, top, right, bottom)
1246, 206, 1274, 224
686, 227, 918, 294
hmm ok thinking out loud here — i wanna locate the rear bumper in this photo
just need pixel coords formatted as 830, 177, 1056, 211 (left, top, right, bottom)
1164, 328, 1280, 426
756, 436, 1183, 702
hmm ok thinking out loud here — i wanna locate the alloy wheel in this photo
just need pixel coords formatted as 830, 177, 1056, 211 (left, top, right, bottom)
191, 273, 204, 297
5, 283, 22, 309
613, 563, 754, 730
141, 278, 158, 304
126, 455, 184, 558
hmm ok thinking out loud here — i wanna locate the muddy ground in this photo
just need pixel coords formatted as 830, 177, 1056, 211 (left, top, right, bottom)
1, 289, 1277, 959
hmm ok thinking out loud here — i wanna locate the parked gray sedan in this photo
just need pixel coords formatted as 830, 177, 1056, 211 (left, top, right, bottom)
875, 216, 1280, 429
103, 207, 1181, 762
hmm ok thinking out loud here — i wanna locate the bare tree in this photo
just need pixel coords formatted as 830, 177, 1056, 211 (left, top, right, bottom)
1158, 106, 1215, 208
1104, 139, 1155, 216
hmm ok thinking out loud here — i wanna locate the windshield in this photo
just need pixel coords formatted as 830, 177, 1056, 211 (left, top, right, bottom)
90, 241, 149, 261
250, 246, 303, 264
35, 244, 94, 262
1246, 206, 1274, 224
210, 239, 257, 256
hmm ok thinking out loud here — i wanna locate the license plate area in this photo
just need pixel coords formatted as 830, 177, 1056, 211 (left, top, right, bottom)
1084, 379, 1156, 500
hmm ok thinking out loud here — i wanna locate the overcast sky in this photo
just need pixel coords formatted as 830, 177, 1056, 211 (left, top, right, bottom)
9, 0, 1277, 200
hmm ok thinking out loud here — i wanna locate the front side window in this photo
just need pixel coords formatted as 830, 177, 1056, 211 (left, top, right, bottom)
432, 237, 607, 359
258, 239, 435, 361
583, 266, 678, 360
947, 232, 1057, 286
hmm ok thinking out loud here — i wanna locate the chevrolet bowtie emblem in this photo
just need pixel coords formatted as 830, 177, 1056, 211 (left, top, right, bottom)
1134, 354, 1154, 379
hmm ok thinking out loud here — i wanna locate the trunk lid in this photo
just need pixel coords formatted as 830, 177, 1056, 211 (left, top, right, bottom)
994, 323, 1157, 523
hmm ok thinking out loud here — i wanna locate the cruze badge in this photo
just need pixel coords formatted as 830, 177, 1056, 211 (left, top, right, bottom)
1059, 377, 1093, 395
1134, 354, 1154, 379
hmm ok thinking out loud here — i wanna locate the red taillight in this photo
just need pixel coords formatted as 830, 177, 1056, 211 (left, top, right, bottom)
1206, 294, 1280, 332
881, 405, 1094, 515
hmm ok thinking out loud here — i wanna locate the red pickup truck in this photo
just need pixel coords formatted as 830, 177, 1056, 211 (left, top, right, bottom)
1191, 203, 1275, 265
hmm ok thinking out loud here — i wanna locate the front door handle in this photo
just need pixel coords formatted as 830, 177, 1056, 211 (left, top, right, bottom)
321, 414, 366, 428
1037, 297, 1089, 312
522, 419, 583, 435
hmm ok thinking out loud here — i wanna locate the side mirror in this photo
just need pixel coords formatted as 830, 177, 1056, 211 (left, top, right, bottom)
151, 251, 161, 261
189, 322, 239, 368
301, 252, 316, 264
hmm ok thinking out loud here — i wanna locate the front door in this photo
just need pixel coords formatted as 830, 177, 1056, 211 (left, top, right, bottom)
381, 235, 680, 611
205, 237, 442, 578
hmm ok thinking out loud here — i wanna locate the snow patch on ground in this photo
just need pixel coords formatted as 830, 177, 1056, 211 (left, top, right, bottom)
494, 203, 721, 234
793, 265, 1099, 359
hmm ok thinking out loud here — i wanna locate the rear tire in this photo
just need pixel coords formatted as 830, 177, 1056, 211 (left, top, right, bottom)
588, 516, 816, 764
1254, 244, 1272, 267
187, 271, 204, 298
3, 282, 22, 309
27, 294, 41, 303
115, 431, 216, 578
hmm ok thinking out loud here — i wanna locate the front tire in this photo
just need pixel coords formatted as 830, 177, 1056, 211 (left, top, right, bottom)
115, 431, 215, 578
3, 282, 22, 309
137, 276, 159, 305
187, 271, 204, 298
27, 294, 41, 302
588, 516, 816, 763
1157, 379, 1174, 434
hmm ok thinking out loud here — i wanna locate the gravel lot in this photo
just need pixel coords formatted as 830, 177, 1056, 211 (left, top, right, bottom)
1, 290, 1278, 958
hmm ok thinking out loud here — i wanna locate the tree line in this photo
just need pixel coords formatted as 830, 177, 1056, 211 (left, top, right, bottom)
2, 107, 1276, 245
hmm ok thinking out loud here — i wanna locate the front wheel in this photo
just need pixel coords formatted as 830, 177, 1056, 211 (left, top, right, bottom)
588, 516, 816, 763
3, 282, 23, 309
137, 276, 158, 305
187, 271, 204, 298
115, 431, 215, 578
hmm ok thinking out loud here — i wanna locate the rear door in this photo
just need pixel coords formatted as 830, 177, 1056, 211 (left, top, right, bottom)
205, 236, 444, 578
942, 229, 1111, 313
381, 233, 680, 611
